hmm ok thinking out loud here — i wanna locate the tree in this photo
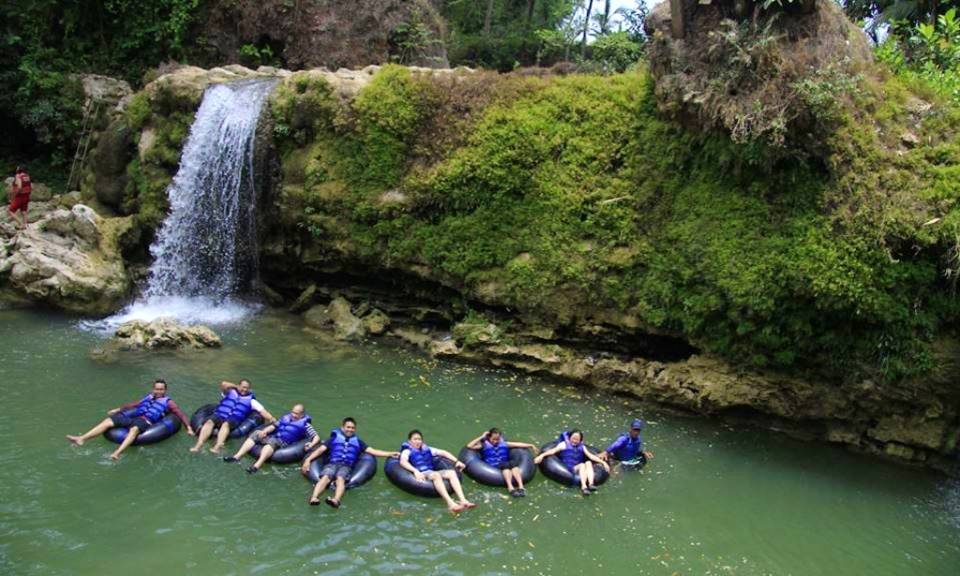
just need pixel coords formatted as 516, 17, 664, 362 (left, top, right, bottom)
581, 0, 595, 58
592, 0, 613, 36
616, 0, 649, 43
483, 0, 495, 36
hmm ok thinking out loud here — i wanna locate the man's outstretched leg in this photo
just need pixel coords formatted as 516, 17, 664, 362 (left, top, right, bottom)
66, 418, 115, 446
225, 437, 257, 463
190, 420, 216, 452
210, 422, 232, 453
110, 426, 141, 460
327, 476, 347, 509
247, 445, 274, 473
310, 476, 332, 505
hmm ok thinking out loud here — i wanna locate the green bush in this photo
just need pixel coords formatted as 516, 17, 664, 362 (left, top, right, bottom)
590, 32, 643, 73
273, 65, 960, 382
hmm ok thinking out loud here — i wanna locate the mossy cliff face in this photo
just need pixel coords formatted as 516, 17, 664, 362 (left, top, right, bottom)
101, 63, 960, 472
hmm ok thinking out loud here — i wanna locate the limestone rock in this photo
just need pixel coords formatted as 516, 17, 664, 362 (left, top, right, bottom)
362, 308, 390, 335
109, 319, 221, 351
41, 205, 101, 247
89, 120, 134, 210
328, 296, 364, 341
867, 415, 949, 451
79, 74, 133, 111
58, 191, 82, 209
0, 206, 131, 314
389, 326, 433, 349
429, 338, 460, 357
289, 284, 317, 313
30, 183, 53, 202
303, 303, 331, 329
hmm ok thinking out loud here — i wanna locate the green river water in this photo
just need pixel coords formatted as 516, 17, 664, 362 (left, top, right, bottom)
1, 309, 958, 575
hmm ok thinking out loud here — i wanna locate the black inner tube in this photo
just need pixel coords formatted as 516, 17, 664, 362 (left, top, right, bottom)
104, 412, 181, 446
189, 403, 263, 439
384, 456, 460, 498
458, 446, 536, 487
249, 437, 310, 465
302, 453, 378, 490
538, 441, 610, 487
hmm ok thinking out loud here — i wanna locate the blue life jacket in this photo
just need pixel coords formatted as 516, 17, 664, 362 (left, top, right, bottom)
275, 412, 312, 444
559, 440, 585, 470
327, 428, 362, 466
133, 394, 169, 424
401, 441, 435, 472
214, 389, 255, 421
481, 437, 510, 466
612, 433, 643, 461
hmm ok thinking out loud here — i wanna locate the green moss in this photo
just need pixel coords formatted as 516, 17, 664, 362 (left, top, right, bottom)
269, 66, 960, 382
125, 93, 151, 130
270, 72, 337, 148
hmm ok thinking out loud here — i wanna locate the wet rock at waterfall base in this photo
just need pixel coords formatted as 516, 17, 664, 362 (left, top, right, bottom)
361, 308, 390, 335
96, 319, 222, 356
0, 205, 131, 314
289, 284, 317, 313
303, 296, 365, 341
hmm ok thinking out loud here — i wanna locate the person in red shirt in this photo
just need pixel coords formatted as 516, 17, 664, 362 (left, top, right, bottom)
7, 165, 31, 230
66, 379, 195, 460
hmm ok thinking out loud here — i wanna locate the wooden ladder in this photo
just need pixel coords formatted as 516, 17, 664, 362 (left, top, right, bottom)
66, 98, 102, 192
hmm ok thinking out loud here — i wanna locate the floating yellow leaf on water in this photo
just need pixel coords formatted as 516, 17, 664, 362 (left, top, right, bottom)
390, 510, 405, 516
527, 541, 535, 548
531, 514, 539, 522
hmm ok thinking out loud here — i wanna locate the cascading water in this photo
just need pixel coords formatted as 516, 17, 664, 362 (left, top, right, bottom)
101, 78, 277, 327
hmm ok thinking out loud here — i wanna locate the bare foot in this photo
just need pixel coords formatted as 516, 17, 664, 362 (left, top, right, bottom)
109, 453, 121, 461
461, 501, 477, 509
66, 435, 84, 446
448, 504, 464, 514
189, 446, 201, 453
209, 445, 222, 454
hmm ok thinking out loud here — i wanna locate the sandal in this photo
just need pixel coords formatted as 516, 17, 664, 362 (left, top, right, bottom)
461, 502, 477, 509
309, 498, 321, 506
325, 497, 340, 509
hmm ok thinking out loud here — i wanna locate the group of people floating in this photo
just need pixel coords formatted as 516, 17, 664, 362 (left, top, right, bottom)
66, 378, 653, 513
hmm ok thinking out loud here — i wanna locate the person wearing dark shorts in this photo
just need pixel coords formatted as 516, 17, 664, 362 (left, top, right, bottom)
190, 379, 274, 454
301, 417, 398, 509
466, 428, 539, 497
224, 403, 319, 473
66, 379, 194, 460
110, 412, 152, 432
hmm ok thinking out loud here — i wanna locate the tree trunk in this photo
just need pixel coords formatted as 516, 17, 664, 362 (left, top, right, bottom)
581, 0, 594, 59
526, 0, 536, 25
483, 0, 495, 37
601, 0, 611, 35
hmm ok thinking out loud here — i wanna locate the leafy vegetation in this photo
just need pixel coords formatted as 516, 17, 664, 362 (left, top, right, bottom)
266, 65, 960, 382
1, 0, 206, 164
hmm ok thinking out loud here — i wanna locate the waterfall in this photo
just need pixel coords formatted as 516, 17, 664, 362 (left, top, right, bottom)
102, 78, 277, 327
